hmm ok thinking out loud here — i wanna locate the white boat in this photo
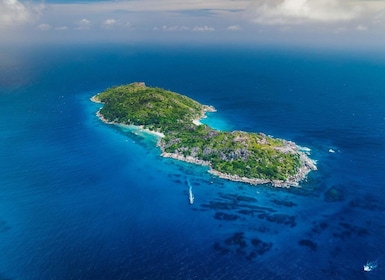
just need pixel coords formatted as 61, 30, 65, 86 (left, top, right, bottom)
363, 260, 377, 272
187, 180, 194, 204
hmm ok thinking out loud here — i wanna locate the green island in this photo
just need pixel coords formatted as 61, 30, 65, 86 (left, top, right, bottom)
91, 82, 317, 187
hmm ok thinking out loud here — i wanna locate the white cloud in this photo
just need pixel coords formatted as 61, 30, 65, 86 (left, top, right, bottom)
3, 0, 385, 45
227, 24, 242, 31
250, 0, 363, 24
102, 18, 116, 29
163, 25, 178, 31
154, 25, 190, 31
0, 0, 44, 27
104, 19, 116, 25
153, 24, 216, 32
80, 18, 90, 25
76, 18, 91, 30
101, 18, 134, 30
192, 25, 215, 32
38, 23, 51, 31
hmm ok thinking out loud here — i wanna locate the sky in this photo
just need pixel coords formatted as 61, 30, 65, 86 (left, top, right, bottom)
1, 0, 385, 47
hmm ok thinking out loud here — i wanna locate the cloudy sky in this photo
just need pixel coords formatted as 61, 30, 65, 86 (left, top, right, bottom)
1, 0, 385, 47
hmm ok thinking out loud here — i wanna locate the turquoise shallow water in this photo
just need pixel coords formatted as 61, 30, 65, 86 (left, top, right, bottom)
0, 44, 384, 279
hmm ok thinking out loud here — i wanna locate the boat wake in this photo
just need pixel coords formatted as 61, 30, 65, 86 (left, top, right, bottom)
187, 179, 194, 205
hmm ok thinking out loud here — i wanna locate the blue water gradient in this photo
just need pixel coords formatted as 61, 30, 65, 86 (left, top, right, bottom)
0, 44, 384, 279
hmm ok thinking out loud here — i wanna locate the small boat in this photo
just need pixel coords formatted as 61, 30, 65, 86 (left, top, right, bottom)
363, 260, 377, 272
187, 180, 194, 205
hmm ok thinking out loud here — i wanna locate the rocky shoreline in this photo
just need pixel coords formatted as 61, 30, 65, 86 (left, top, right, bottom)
159, 145, 317, 188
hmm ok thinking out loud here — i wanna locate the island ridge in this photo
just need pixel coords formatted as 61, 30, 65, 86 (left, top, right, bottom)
91, 82, 317, 187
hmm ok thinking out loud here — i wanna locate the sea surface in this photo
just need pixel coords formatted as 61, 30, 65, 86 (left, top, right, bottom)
0, 44, 384, 279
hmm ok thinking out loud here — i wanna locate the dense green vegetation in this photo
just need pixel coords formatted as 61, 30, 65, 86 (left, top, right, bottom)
163, 129, 301, 180
95, 82, 302, 182
95, 82, 203, 133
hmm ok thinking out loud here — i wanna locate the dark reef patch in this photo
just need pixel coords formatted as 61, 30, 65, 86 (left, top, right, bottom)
242, 204, 275, 212
214, 232, 273, 261
214, 212, 240, 221
256, 226, 270, 233
247, 225, 272, 234
238, 209, 265, 217
311, 221, 328, 234
349, 196, 384, 212
250, 238, 273, 255
299, 239, 318, 251
270, 199, 297, 207
218, 193, 258, 203
213, 242, 230, 255
200, 193, 275, 214
201, 201, 237, 210
257, 213, 296, 227
324, 186, 344, 202
333, 222, 369, 239
224, 232, 247, 249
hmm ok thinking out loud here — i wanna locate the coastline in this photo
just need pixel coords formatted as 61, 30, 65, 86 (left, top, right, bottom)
91, 94, 316, 188
159, 147, 316, 188
91, 95, 165, 138
193, 105, 217, 126
90, 95, 102, 104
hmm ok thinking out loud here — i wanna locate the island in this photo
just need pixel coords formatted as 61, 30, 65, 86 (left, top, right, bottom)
91, 82, 317, 187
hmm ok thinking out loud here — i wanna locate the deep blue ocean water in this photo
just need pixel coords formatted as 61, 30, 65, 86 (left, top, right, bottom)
0, 44, 384, 279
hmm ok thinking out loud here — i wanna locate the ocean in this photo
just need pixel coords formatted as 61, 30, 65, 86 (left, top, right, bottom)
0, 44, 384, 279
